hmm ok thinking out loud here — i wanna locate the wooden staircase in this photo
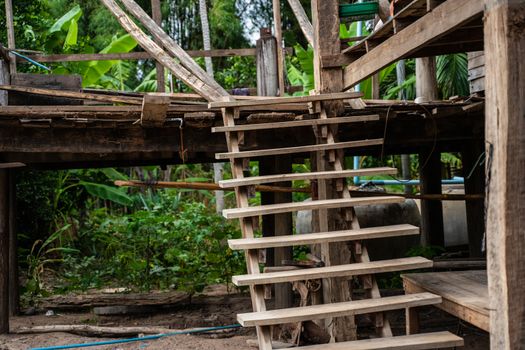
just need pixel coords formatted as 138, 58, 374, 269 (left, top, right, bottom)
213, 93, 463, 349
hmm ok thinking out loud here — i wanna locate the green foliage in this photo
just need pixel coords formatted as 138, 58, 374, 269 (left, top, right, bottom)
436, 54, 469, 98
215, 56, 257, 90
287, 45, 315, 95
60, 200, 244, 294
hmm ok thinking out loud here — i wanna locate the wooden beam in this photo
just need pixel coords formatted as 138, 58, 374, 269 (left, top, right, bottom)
151, 0, 165, 93
100, 0, 228, 101
119, 0, 230, 100
419, 148, 444, 247
272, 0, 285, 96
5, 0, 16, 73
0, 85, 143, 105
286, 0, 314, 47
140, 95, 171, 126
256, 29, 279, 97
485, 0, 525, 349
209, 91, 363, 108
0, 170, 9, 334
8, 171, 18, 316
343, 0, 484, 89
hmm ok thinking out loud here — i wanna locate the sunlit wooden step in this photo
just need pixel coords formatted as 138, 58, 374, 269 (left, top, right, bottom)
212, 115, 380, 133
222, 196, 404, 219
219, 167, 397, 188
295, 331, 464, 350
228, 224, 419, 250
215, 138, 383, 160
233, 257, 432, 286
238, 292, 441, 327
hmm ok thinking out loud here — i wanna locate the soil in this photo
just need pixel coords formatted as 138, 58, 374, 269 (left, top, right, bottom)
0, 286, 489, 350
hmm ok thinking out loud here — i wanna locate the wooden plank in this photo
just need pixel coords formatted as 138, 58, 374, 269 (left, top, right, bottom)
295, 332, 463, 350
343, 0, 484, 89
212, 115, 380, 133
222, 196, 405, 219
484, 1, 525, 348
219, 167, 396, 188
216, 139, 383, 160
286, 0, 314, 47
0, 85, 142, 105
8, 172, 18, 316
233, 257, 432, 286
27, 49, 259, 63
119, 0, 229, 98
228, 224, 419, 250
140, 95, 171, 126
237, 292, 441, 327
100, 0, 229, 102
403, 271, 489, 331
208, 92, 363, 108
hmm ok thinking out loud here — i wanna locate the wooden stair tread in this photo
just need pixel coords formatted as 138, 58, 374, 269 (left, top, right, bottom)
296, 332, 464, 350
211, 115, 379, 133
228, 224, 419, 249
238, 292, 441, 326
222, 196, 404, 219
233, 257, 432, 286
215, 139, 383, 160
219, 167, 397, 188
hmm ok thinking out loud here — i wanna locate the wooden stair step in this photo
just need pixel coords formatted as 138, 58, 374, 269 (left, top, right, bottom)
228, 224, 419, 249
238, 292, 441, 327
219, 167, 397, 188
215, 139, 383, 160
233, 257, 432, 286
295, 331, 464, 350
222, 196, 404, 219
211, 115, 380, 133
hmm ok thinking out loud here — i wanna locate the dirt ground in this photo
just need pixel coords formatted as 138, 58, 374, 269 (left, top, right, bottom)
0, 287, 489, 350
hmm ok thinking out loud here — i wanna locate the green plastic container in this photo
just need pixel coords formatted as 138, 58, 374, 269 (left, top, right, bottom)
339, 1, 379, 21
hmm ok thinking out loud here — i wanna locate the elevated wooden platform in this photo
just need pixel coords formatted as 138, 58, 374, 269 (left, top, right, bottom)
402, 270, 489, 332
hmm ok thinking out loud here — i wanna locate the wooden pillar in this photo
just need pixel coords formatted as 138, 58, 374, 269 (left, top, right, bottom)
0, 170, 9, 334
8, 171, 18, 316
312, 0, 355, 341
484, 0, 525, 348
272, 0, 285, 96
419, 148, 444, 247
415, 57, 438, 101
151, 0, 165, 92
257, 30, 293, 310
462, 141, 485, 258
5, 0, 16, 73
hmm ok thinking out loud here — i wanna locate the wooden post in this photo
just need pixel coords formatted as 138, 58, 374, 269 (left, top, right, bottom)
416, 56, 442, 247
256, 29, 279, 97
8, 171, 18, 316
415, 57, 438, 101
0, 170, 9, 334
311, 0, 356, 341
5, 0, 16, 73
151, 0, 165, 92
462, 141, 485, 258
272, 0, 285, 96
484, 0, 525, 348
257, 30, 293, 310
419, 148, 444, 247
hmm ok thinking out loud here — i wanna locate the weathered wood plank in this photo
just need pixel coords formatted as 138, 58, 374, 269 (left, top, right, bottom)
0, 170, 8, 333
343, 0, 484, 89
141, 95, 171, 126
294, 332, 463, 350
222, 196, 405, 219
237, 293, 441, 327
209, 92, 363, 108
215, 139, 383, 159
212, 115, 380, 133
100, 0, 228, 101
286, 0, 314, 47
233, 257, 432, 286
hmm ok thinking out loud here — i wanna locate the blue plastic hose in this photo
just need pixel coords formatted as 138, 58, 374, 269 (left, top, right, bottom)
29, 324, 242, 350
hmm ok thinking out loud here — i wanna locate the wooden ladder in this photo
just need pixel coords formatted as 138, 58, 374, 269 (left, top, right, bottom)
213, 94, 463, 350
